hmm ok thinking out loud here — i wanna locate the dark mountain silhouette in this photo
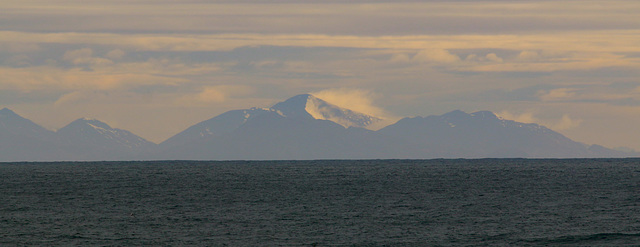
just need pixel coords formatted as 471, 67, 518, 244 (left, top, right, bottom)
156, 95, 635, 160
0, 108, 65, 161
160, 94, 383, 151
0, 109, 155, 161
57, 118, 156, 160
378, 110, 593, 158
0, 94, 636, 161
160, 107, 276, 150
156, 94, 409, 160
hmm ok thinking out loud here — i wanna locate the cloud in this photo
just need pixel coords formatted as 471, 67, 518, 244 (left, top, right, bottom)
390, 53, 412, 64
0, 66, 183, 92
62, 48, 93, 62
554, 114, 583, 131
176, 85, 256, 105
53, 90, 155, 107
2, 31, 640, 79
3, 54, 33, 67
196, 87, 227, 103
311, 88, 401, 130
106, 49, 126, 60
54, 91, 91, 106
109, 58, 222, 77
496, 111, 582, 131
1, 42, 40, 53
2, 0, 640, 149
485, 53, 503, 63
516, 50, 540, 61
537, 88, 577, 102
496, 111, 538, 124
413, 49, 460, 64
458, 52, 504, 65
464, 50, 639, 73
4, 1, 640, 37
309, 88, 400, 128
1, 30, 636, 55
531, 84, 640, 105
62, 48, 113, 66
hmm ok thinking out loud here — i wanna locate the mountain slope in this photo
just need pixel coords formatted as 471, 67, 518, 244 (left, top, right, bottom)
57, 118, 156, 160
378, 110, 615, 158
160, 97, 635, 160
159, 110, 411, 160
157, 95, 405, 160
160, 107, 276, 149
159, 94, 385, 154
2, 97, 635, 161
0, 108, 65, 161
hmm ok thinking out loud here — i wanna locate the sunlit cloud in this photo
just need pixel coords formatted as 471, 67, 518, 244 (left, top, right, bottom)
554, 115, 583, 131
176, 85, 256, 106
105, 49, 125, 60
3, 30, 640, 54
485, 53, 503, 63
413, 49, 460, 64
4, 1, 640, 36
62, 48, 114, 66
516, 50, 540, 61
2, 0, 640, 149
0, 66, 183, 92
530, 84, 640, 105
496, 111, 582, 131
310, 88, 399, 130
537, 88, 578, 102
54, 91, 100, 106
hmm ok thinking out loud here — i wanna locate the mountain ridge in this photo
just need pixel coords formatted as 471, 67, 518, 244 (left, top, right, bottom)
57, 118, 156, 160
0, 112, 155, 161
378, 110, 590, 158
159, 94, 383, 150
0, 95, 637, 161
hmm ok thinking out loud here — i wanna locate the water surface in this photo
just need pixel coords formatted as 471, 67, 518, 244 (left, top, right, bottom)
1, 159, 639, 246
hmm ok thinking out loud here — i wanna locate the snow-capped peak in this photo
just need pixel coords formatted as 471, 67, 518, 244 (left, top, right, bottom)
67, 117, 112, 131
58, 118, 154, 149
271, 94, 383, 129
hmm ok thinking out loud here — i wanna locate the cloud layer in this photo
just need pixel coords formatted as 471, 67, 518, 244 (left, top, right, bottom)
1, 0, 640, 150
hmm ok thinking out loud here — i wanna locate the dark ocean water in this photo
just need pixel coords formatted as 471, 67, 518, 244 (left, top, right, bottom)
1, 159, 640, 246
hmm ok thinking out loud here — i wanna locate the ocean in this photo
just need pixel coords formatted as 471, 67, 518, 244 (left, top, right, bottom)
1, 159, 639, 246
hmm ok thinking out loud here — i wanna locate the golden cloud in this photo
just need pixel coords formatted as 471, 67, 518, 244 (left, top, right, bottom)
176, 85, 256, 106
0, 66, 183, 92
3, 30, 640, 53
496, 111, 582, 131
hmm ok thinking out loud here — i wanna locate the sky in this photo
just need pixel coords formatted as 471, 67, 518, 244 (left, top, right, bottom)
2, 0, 640, 150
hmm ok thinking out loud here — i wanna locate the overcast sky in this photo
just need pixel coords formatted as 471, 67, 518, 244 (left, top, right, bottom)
2, 0, 640, 150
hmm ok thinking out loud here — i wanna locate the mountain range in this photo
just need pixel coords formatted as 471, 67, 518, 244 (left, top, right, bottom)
0, 108, 155, 161
0, 94, 636, 161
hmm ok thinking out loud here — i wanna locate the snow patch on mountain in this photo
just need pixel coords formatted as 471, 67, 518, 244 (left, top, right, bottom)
272, 94, 383, 129
58, 118, 153, 149
304, 94, 382, 129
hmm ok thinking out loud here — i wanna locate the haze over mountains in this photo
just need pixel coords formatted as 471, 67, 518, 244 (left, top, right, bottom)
0, 94, 636, 161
